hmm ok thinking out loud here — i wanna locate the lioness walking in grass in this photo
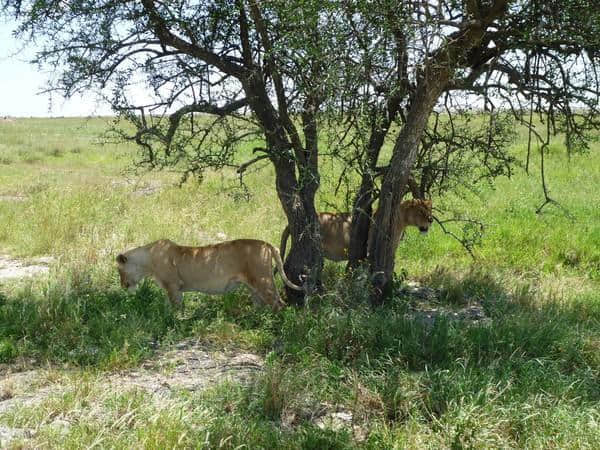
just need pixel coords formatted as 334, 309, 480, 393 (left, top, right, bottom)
116, 239, 301, 311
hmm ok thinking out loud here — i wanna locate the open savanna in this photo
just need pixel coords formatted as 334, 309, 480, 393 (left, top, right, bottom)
0, 116, 599, 448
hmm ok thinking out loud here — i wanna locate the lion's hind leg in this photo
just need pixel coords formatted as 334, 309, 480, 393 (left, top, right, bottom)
245, 275, 284, 312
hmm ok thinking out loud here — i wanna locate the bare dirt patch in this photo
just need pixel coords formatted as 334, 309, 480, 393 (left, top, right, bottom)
0, 340, 264, 446
0, 195, 27, 202
400, 280, 489, 327
111, 178, 162, 196
0, 425, 31, 447
0, 369, 63, 447
0, 255, 54, 281
106, 339, 263, 395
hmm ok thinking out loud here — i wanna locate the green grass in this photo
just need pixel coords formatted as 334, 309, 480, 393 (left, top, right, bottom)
1, 117, 599, 448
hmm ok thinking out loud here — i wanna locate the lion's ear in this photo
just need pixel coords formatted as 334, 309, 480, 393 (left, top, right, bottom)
116, 254, 127, 264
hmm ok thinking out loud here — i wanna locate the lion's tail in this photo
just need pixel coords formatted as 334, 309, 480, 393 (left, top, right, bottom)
279, 224, 291, 262
270, 244, 302, 291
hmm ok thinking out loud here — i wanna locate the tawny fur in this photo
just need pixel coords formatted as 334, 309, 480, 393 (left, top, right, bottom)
280, 199, 433, 261
116, 239, 301, 311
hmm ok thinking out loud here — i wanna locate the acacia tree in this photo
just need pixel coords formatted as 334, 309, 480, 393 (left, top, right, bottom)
4, 0, 600, 305
2, 0, 351, 302
322, 0, 600, 302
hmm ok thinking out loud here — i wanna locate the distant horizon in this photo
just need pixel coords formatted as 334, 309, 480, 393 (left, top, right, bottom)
2, 114, 117, 119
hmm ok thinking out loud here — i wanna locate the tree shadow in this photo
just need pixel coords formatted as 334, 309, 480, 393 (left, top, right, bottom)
266, 267, 600, 422
0, 279, 186, 368
3, 267, 599, 425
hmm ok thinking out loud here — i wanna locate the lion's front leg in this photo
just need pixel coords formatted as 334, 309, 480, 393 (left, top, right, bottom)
167, 286, 184, 308
156, 278, 184, 308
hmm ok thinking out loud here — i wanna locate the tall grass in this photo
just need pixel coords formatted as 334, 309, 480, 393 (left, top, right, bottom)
1, 117, 599, 448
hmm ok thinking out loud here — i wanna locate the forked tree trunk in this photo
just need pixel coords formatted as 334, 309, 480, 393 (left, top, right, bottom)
347, 176, 375, 268
245, 77, 323, 305
358, 5, 505, 304
347, 132, 386, 269
347, 146, 381, 268
274, 156, 322, 305
346, 122, 397, 268
367, 71, 448, 305
347, 95, 405, 270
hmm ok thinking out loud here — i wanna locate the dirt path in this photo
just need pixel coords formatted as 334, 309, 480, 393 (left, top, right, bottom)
0, 339, 264, 446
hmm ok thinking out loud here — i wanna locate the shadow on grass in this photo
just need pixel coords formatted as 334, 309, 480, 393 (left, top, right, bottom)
248, 268, 600, 427
0, 279, 187, 368
1, 268, 599, 446
2, 268, 599, 385
166, 268, 599, 448
2, 267, 598, 379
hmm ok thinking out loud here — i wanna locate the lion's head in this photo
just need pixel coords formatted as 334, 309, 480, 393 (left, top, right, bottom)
116, 253, 145, 292
402, 199, 433, 234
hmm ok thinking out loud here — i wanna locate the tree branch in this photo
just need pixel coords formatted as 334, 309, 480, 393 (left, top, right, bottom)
141, 0, 246, 78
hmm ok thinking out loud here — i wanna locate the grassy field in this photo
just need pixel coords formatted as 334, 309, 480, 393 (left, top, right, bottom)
0, 116, 599, 448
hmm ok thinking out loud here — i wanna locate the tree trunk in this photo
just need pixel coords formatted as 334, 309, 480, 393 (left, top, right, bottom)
281, 101, 323, 303
346, 175, 375, 268
365, 4, 500, 304
347, 123, 386, 268
347, 98, 405, 269
367, 71, 449, 305
274, 156, 322, 305
346, 116, 397, 269
245, 76, 323, 305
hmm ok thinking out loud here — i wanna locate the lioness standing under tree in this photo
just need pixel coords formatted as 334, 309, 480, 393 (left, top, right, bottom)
280, 199, 434, 261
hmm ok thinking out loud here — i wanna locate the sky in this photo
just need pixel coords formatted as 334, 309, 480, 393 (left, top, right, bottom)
0, 19, 113, 118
